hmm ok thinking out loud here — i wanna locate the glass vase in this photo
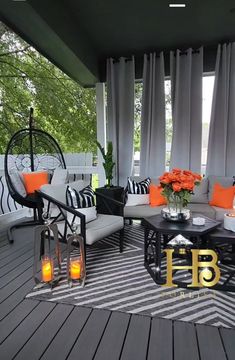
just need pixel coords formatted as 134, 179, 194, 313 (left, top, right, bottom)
161, 194, 191, 222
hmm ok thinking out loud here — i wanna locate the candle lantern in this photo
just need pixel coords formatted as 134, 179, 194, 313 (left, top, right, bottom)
33, 215, 62, 288
67, 224, 86, 287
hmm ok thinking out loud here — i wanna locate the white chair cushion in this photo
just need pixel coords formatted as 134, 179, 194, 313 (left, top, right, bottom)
67, 206, 97, 225
40, 180, 89, 204
40, 180, 89, 218
57, 214, 124, 245
9, 170, 27, 197
126, 194, 150, 206
51, 168, 69, 185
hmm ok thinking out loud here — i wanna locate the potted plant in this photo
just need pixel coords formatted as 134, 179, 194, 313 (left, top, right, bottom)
96, 141, 115, 188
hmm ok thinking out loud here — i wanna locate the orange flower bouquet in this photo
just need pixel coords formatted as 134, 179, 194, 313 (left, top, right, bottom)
159, 169, 202, 219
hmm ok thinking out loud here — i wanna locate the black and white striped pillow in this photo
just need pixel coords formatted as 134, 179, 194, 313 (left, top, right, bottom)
127, 177, 151, 194
66, 185, 95, 208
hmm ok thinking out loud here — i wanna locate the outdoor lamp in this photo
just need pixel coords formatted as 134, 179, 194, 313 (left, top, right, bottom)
33, 214, 62, 288
66, 223, 86, 288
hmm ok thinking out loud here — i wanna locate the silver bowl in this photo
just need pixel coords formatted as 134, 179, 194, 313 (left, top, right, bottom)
161, 207, 191, 222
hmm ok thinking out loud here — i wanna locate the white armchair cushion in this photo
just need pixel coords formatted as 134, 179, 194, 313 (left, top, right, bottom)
126, 194, 150, 206
40, 180, 89, 217
57, 214, 123, 245
67, 206, 97, 225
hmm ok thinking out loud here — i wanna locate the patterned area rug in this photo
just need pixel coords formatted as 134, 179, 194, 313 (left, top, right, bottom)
26, 223, 235, 328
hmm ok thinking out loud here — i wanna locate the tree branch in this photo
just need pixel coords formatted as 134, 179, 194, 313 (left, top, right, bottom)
0, 45, 30, 57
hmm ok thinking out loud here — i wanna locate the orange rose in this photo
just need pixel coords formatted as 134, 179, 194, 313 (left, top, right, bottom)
159, 173, 169, 181
172, 182, 182, 192
172, 168, 181, 175
179, 174, 188, 182
168, 173, 179, 182
181, 182, 194, 191
193, 173, 202, 181
183, 170, 193, 176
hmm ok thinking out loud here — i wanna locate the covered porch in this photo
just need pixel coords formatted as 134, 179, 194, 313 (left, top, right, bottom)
1, 1, 235, 359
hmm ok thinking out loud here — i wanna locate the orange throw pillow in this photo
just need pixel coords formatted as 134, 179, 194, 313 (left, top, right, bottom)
149, 184, 167, 207
209, 183, 235, 209
22, 171, 49, 194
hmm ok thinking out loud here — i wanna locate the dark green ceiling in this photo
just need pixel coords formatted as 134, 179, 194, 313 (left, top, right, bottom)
1, 0, 235, 86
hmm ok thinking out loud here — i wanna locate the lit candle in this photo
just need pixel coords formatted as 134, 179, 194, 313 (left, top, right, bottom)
41, 256, 54, 283
70, 257, 81, 280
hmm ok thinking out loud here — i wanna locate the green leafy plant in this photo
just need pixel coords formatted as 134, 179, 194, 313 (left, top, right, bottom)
96, 141, 115, 187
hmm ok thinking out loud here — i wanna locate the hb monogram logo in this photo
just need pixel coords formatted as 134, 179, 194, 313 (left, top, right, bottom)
163, 249, 220, 287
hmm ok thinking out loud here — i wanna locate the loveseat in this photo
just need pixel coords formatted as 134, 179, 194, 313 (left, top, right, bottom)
124, 175, 235, 221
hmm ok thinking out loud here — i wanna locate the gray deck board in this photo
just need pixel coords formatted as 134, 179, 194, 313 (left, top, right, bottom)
41, 306, 92, 360
0, 255, 33, 288
148, 317, 173, 360
67, 308, 111, 360
14, 303, 73, 360
0, 278, 35, 321
0, 267, 34, 303
94, 311, 131, 360
220, 327, 235, 360
0, 299, 39, 343
0, 245, 33, 268
120, 314, 151, 360
0, 248, 33, 277
196, 324, 227, 360
0, 224, 235, 360
0, 301, 56, 360
174, 321, 200, 360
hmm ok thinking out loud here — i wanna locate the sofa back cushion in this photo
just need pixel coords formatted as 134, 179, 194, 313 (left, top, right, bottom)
190, 177, 209, 204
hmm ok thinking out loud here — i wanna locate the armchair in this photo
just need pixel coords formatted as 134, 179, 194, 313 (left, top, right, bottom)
37, 180, 125, 262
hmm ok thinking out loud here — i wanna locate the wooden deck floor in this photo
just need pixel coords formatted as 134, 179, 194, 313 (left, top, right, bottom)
0, 226, 235, 360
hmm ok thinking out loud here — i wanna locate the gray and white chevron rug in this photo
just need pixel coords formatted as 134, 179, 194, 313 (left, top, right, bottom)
26, 223, 235, 328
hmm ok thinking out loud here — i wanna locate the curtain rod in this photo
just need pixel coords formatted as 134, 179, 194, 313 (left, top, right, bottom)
112, 49, 200, 62
112, 57, 133, 64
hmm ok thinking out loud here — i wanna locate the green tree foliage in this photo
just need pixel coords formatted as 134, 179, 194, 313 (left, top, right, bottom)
134, 80, 173, 154
0, 23, 96, 154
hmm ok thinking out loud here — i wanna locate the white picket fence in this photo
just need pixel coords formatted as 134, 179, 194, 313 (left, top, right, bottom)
0, 153, 99, 215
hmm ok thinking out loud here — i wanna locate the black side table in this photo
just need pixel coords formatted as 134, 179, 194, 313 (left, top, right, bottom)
96, 186, 124, 216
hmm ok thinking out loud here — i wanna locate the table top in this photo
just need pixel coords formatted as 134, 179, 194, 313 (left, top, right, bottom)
209, 225, 235, 242
143, 214, 221, 236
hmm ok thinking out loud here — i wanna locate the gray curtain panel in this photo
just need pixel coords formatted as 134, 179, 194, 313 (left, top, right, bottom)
170, 47, 203, 173
206, 43, 235, 177
106, 57, 135, 186
140, 52, 166, 178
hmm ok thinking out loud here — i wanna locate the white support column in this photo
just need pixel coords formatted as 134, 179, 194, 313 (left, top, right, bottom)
96, 83, 106, 187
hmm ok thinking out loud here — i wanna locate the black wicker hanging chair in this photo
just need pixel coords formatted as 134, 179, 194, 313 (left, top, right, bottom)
4, 108, 66, 242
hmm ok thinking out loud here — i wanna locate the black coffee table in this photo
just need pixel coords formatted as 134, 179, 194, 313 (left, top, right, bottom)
143, 214, 221, 289
209, 226, 235, 262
